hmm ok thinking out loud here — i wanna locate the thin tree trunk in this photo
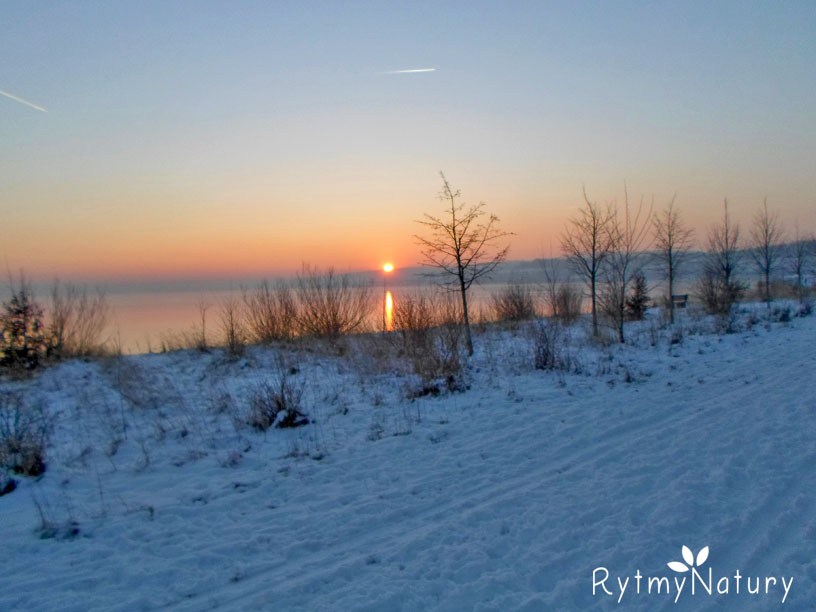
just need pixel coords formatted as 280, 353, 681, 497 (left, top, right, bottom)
590, 274, 598, 336
668, 268, 675, 325
459, 274, 473, 356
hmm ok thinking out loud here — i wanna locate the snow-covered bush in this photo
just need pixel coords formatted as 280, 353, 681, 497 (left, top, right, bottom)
393, 293, 466, 394
0, 392, 49, 477
247, 362, 308, 430
0, 470, 16, 496
530, 319, 573, 372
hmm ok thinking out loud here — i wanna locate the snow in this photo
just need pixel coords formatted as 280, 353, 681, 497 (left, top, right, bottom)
2, 307, 815, 610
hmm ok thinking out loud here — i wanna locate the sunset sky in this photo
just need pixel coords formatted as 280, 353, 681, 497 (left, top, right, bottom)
2, 2, 815, 283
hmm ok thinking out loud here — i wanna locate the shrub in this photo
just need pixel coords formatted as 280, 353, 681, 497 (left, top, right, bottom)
0, 277, 47, 371
531, 319, 572, 371
247, 360, 308, 430
48, 281, 110, 359
242, 280, 298, 343
0, 470, 16, 496
0, 392, 49, 476
393, 293, 465, 393
696, 269, 745, 316
543, 283, 582, 323
490, 283, 537, 322
295, 265, 373, 339
219, 296, 246, 359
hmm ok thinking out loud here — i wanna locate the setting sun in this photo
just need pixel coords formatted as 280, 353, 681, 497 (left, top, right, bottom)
383, 263, 395, 273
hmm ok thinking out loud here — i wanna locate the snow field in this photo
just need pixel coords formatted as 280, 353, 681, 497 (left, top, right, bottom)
1, 308, 815, 610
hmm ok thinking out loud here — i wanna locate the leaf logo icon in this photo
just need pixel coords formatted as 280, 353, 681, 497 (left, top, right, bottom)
667, 545, 709, 573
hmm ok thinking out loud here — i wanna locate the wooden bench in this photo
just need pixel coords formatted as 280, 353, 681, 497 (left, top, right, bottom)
671, 294, 689, 309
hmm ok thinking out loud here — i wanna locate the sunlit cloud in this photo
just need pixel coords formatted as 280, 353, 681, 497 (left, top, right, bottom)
384, 68, 436, 75
0, 89, 48, 113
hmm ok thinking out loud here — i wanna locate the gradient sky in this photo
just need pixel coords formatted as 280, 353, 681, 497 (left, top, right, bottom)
2, 1, 815, 282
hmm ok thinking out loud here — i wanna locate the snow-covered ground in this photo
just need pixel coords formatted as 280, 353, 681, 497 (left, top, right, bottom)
2, 306, 815, 611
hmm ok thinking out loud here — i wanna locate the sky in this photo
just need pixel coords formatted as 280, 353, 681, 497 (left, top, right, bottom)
1, 1, 815, 283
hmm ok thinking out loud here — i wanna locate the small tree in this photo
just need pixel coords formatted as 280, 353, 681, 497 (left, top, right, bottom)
625, 272, 650, 321
561, 188, 614, 336
415, 172, 512, 356
652, 197, 694, 324
789, 225, 814, 303
697, 200, 745, 315
1, 276, 47, 371
599, 189, 652, 343
749, 199, 784, 308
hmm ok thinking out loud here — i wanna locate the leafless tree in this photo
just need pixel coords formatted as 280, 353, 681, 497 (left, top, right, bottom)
789, 224, 814, 303
415, 172, 512, 356
697, 200, 744, 315
651, 197, 695, 323
749, 199, 785, 308
599, 189, 652, 343
560, 188, 614, 336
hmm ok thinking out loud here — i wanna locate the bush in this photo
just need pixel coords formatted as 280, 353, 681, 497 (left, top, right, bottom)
531, 319, 572, 371
219, 296, 246, 359
0, 277, 47, 371
696, 269, 745, 316
242, 280, 298, 343
393, 293, 465, 393
0, 470, 16, 496
295, 266, 373, 339
545, 284, 582, 323
0, 392, 48, 476
490, 283, 537, 322
47, 281, 110, 359
247, 361, 308, 430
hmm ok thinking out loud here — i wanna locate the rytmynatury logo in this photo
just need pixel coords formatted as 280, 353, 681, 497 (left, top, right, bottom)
592, 545, 793, 604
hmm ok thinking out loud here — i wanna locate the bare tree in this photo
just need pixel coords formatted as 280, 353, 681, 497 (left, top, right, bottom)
749, 199, 784, 308
415, 172, 512, 356
697, 200, 744, 315
599, 189, 652, 343
560, 188, 614, 336
652, 196, 695, 324
789, 224, 814, 303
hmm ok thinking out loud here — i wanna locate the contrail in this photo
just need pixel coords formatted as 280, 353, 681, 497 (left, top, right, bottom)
0, 89, 48, 113
385, 68, 436, 74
